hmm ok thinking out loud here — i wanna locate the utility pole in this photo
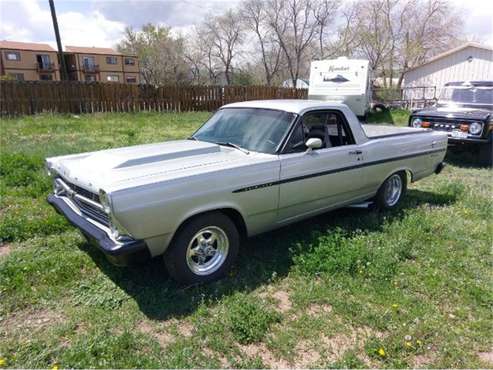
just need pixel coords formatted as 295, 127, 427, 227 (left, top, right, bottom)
49, 0, 68, 80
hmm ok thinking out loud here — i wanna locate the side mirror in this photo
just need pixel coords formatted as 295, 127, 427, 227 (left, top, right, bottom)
305, 138, 322, 152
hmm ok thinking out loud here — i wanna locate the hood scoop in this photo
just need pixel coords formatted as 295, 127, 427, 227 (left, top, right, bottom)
114, 143, 220, 169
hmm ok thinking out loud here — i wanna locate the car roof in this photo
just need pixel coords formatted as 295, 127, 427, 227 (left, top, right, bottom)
221, 99, 347, 115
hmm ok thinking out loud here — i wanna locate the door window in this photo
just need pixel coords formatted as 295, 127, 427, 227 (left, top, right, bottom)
284, 111, 354, 153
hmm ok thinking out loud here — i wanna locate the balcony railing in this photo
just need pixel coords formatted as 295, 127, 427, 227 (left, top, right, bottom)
82, 64, 100, 73
35, 62, 56, 72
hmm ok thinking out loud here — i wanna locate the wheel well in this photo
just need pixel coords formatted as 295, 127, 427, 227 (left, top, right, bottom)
172, 208, 248, 245
404, 169, 413, 183
377, 169, 410, 192
218, 208, 248, 240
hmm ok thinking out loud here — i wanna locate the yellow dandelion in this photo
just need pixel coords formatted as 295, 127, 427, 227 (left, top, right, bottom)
0, 358, 6, 367
416, 339, 422, 345
391, 303, 399, 310
52, 364, 59, 370
405, 341, 412, 348
378, 347, 386, 357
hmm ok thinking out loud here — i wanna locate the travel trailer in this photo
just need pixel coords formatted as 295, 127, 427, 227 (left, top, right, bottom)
308, 57, 371, 118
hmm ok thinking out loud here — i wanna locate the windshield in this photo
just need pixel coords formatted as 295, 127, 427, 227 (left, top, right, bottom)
192, 108, 296, 154
439, 86, 493, 106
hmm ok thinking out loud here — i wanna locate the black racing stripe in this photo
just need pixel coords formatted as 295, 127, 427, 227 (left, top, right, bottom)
232, 148, 445, 193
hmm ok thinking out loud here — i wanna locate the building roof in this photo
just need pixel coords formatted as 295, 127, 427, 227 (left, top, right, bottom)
65, 46, 123, 55
0, 40, 56, 52
405, 42, 493, 73
222, 99, 347, 114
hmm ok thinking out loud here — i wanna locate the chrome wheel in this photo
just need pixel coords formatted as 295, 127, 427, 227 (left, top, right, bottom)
383, 174, 403, 206
186, 226, 229, 276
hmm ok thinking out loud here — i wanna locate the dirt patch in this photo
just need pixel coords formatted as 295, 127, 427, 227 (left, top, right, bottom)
293, 326, 380, 367
137, 320, 173, 348
413, 353, 435, 367
307, 303, 333, 316
478, 350, 493, 366
177, 321, 194, 337
0, 243, 12, 258
1, 309, 65, 333
293, 340, 321, 367
271, 290, 292, 313
240, 342, 291, 369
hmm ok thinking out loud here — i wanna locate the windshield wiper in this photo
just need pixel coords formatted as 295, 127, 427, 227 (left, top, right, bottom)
216, 142, 250, 154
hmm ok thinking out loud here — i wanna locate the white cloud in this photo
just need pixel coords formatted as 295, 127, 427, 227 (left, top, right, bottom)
0, 0, 126, 48
58, 10, 125, 47
449, 0, 493, 46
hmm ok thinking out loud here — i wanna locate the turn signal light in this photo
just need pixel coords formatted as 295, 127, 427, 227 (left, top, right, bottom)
422, 121, 431, 128
460, 124, 469, 132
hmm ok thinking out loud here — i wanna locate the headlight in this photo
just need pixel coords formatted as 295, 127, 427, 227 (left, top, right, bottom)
45, 161, 54, 177
412, 118, 422, 128
469, 121, 482, 135
99, 189, 112, 214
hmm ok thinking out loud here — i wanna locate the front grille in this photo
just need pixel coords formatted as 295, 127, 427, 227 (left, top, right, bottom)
55, 177, 110, 226
420, 117, 471, 133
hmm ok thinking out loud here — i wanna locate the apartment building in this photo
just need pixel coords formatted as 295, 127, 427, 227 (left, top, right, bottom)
64, 46, 140, 84
0, 41, 140, 83
0, 40, 60, 81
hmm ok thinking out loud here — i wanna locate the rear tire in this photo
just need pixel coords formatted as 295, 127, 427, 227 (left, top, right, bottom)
164, 212, 239, 284
375, 172, 407, 209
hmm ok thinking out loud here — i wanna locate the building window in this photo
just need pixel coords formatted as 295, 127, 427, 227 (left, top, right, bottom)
85, 74, 97, 82
126, 76, 137, 83
5, 51, 20, 61
107, 75, 119, 82
106, 56, 118, 65
39, 74, 53, 81
124, 57, 135, 65
8, 73, 24, 81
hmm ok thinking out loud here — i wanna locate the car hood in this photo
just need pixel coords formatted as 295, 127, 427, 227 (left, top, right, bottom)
413, 106, 492, 121
47, 140, 259, 193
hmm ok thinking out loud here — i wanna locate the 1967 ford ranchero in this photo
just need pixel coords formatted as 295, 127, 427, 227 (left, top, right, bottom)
46, 100, 448, 283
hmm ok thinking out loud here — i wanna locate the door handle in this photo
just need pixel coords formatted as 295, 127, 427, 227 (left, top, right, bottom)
431, 141, 437, 148
349, 150, 362, 155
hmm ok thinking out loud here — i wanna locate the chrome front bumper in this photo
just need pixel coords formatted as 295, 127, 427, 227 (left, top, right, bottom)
47, 194, 147, 264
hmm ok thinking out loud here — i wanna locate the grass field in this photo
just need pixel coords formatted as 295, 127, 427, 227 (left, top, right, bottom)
0, 110, 492, 368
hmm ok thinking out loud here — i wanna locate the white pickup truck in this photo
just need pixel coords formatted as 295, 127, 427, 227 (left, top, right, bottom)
46, 100, 448, 283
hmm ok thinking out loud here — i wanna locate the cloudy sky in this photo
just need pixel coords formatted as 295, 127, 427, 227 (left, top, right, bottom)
0, 0, 492, 49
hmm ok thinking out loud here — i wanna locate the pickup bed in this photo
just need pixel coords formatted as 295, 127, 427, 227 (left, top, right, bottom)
46, 100, 448, 283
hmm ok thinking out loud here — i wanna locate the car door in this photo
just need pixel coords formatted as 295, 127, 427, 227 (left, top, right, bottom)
277, 110, 367, 223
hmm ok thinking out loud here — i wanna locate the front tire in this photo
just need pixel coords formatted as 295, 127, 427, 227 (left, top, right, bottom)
375, 172, 407, 209
164, 212, 239, 284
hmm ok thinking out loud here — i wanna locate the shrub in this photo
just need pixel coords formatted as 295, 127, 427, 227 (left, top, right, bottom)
227, 293, 281, 344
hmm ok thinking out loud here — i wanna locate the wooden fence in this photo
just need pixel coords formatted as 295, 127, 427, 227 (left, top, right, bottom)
0, 81, 308, 116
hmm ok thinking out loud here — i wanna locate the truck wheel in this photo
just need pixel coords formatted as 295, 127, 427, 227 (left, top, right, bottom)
375, 172, 407, 209
164, 212, 239, 284
479, 142, 492, 167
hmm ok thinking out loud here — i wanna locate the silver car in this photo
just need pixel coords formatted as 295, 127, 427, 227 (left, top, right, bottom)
46, 100, 447, 283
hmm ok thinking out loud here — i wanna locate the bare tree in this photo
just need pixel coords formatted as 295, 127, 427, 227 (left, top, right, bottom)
396, 0, 462, 87
313, 0, 340, 59
266, 0, 321, 87
117, 24, 189, 85
242, 0, 284, 85
185, 27, 223, 84
202, 10, 244, 85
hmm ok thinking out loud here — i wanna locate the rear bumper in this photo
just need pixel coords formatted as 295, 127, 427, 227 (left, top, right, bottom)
47, 194, 147, 264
